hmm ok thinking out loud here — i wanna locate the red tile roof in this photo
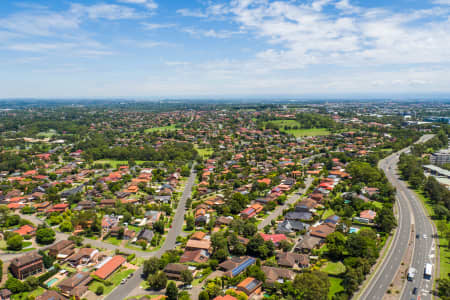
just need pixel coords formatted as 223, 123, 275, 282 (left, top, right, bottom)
92, 256, 126, 280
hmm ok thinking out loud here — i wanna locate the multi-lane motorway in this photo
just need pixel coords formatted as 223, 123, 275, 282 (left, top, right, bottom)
358, 134, 436, 300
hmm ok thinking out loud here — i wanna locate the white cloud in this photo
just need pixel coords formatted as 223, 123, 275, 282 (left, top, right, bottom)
142, 23, 175, 30
432, 0, 450, 4
176, 8, 208, 18
70, 3, 141, 20
118, 0, 158, 10
183, 28, 244, 39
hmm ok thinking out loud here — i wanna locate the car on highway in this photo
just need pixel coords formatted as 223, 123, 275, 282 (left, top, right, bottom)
412, 287, 417, 295
416, 234, 420, 239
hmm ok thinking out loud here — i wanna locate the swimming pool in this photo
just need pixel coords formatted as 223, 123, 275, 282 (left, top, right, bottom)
349, 227, 360, 234
46, 278, 58, 287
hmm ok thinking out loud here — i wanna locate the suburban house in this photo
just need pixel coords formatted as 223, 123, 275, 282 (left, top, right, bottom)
262, 266, 295, 284
179, 249, 210, 264
240, 203, 263, 219
236, 277, 262, 296
58, 272, 92, 298
36, 291, 65, 300
13, 225, 36, 237
92, 255, 125, 280
10, 252, 44, 279
163, 263, 189, 280
0, 289, 11, 300
48, 240, 75, 259
67, 248, 99, 267
219, 256, 256, 277
276, 252, 310, 269
357, 210, 377, 223
276, 219, 310, 234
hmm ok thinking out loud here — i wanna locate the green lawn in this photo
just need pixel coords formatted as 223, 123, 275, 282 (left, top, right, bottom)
322, 209, 335, 220
414, 189, 450, 278
371, 201, 384, 209
264, 120, 331, 137
12, 287, 45, 300
328, 277, 344, 299
93, 159, 146, 168
144, 124, 178, 133
37, 129, 57, 138
321, 261, 346, 276
89, 268, 135, 295
195, 146, 214, 158
104, 236, 122, 246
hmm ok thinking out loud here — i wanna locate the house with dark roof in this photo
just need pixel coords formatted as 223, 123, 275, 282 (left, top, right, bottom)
276, 219, 309, 234
163, 263, 189, 280
10, 252, 44, 279
137, 229, 154, 242
35, 290, 65, 300
48, 240, 75, 260
261, 266, 295, 284
285, 211, 313, 221
66, 248, 99, 267
219, 256, 256, 277
276, 252, 310, 269
58, 272, 92, 298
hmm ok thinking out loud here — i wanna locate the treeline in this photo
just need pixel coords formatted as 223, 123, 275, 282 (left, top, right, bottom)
399, 154, 450, 217
295, 112, 335, 129
83, 142, 198, 162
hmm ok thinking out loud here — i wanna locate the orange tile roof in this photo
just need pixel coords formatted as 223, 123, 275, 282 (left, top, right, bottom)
93, 256, 126, 280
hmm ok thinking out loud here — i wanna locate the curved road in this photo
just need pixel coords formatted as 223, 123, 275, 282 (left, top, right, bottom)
358, 134, 436, 300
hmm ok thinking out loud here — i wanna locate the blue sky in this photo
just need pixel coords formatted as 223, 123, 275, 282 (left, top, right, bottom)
1, 0, 450, 98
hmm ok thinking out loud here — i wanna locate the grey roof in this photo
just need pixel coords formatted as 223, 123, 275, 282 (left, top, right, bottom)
276, 219, 310, 233
285, 211, 313, 221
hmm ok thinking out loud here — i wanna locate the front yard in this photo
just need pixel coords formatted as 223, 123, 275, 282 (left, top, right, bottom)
89, 268, 135, 295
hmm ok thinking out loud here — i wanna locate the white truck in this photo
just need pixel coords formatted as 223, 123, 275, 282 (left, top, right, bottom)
407, 267, 417, 281
424, 263, 432, 279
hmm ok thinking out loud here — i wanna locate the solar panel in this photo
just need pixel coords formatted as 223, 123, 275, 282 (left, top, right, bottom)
231, 258, 256, 276
246, 279, 258, 291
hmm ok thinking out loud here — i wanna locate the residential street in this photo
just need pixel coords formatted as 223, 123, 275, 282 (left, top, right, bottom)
258, 176, 313, 230
104, 165, 197, 300
357, 134, 436, 300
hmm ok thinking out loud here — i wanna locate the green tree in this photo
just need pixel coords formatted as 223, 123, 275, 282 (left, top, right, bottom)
165, 281, 178, 300
205, 282, 221, 299
148, 271, 167, 290
24, 276, 39, 291
59, 221, 74, 232
5, 277, 27, 293
7, 234, 23, 251
36, 227, 56, 244
185, 215, 195, 231
326, 231, 346, 260
199, 291, 210, 300
143, 257, 161, 277
292, 271, 330, 300
153, 220, 165, 234
438, 277, 450, 300
181, 269, 193, 285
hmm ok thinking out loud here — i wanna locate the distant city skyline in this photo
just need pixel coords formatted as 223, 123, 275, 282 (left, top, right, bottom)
1, 0, 450, 98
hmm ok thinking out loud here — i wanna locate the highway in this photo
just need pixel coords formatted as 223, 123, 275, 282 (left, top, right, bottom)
358, 134, 436, 300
